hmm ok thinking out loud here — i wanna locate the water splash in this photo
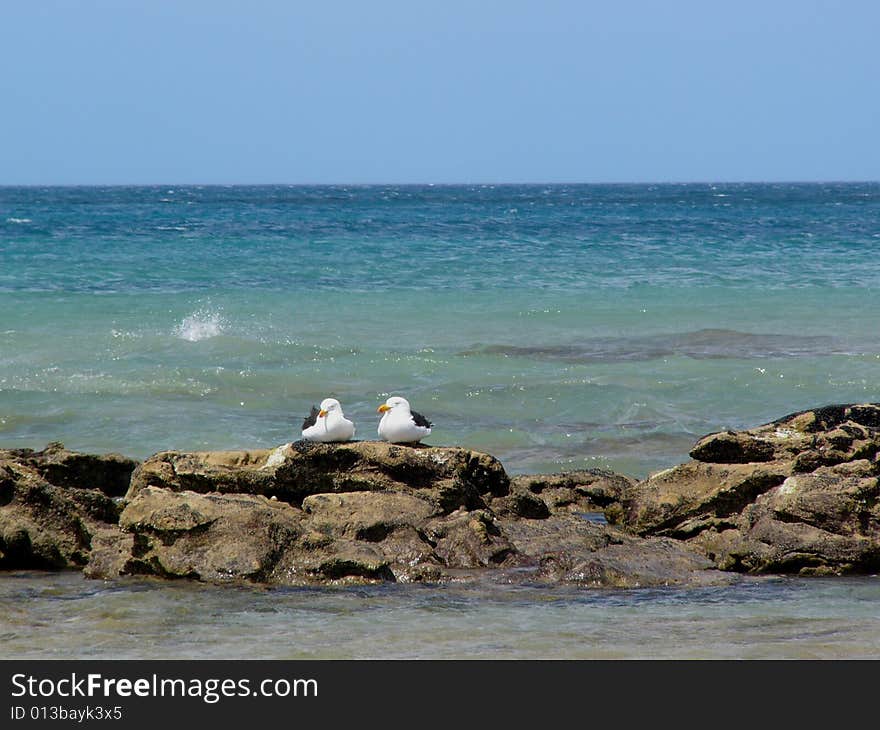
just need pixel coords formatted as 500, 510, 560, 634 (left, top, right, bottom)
174, 309, 226, 342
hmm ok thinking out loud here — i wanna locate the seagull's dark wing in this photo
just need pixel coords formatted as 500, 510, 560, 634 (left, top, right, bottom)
411, 410, 433, 428
301, 406, 320, 430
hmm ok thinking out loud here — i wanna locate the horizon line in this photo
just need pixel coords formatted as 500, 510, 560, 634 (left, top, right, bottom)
1, 178, 878, 188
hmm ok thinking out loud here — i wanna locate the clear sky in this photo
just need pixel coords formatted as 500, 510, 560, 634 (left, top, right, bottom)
2, 0, 878, 184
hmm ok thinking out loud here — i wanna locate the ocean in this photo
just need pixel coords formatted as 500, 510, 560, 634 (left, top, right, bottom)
2, 183, 879, 658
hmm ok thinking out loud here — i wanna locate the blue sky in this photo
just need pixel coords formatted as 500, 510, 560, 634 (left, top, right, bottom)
2, 1, 877, 184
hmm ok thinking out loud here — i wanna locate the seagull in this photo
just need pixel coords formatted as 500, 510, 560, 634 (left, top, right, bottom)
301, 398, 355, 442
377, 396, 432, 443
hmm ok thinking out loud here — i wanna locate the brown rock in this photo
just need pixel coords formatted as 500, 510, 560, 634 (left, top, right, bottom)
689, 431, 775, 463
613, 403, 880, 575
116, 487, 305, 583
692, 460, 880, 574
506, 469, 633, 516
88, 465, 724, 588
0, 442, 138, 497
0, 458, 121, 570
499, 515, 727, 588
301, 491, 440, 541
127, 441, 510, 512
614, 461, 789, 536
427, 509, 516, 568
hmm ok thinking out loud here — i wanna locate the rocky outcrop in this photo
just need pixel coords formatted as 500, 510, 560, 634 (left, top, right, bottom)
610, 403, 880, 575
9, 403, 879, 586
83, 442, 719, 588
0, 444, 134, 569
127, 441, 510, 512
85, 481, 721, 588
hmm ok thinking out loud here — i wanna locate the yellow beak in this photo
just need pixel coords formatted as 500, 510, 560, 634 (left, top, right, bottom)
377, 404, 391, 413
318, 409, 328, 417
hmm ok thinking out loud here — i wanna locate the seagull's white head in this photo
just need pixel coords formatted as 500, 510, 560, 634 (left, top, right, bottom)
319, 398, 343, 417
377, 396, 410, 414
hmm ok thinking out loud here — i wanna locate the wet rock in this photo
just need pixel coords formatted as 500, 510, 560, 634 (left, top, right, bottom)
498, 515, 727, 588
491, 486, 551, 519
689, 431, 775, 463
0, 458, 121, 570
613, 403, 880, 575
427, 509, 516, 568
615, 461, 790, 537
0, 442, 139, 497
115, 487, 305, 583
87, 454, 722, 588
505, 469, 633, 517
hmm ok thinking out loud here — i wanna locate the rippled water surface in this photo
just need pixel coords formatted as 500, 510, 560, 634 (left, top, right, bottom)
2, 184, 879, 477
3, 572, 880, 659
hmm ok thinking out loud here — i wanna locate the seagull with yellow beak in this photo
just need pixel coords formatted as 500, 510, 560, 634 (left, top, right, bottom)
377, 396, 433, 443
301, 397, 355, 442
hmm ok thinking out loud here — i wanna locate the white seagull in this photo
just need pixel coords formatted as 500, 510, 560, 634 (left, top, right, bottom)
377, 396, 433, 444
301, 397, 356, 442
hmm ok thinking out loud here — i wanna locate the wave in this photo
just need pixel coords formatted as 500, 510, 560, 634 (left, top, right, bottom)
5, 217, 32, 224
461, 329, 848, 363
173, 309, 226, 342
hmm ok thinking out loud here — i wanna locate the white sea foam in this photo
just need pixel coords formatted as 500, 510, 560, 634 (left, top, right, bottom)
6, 217, 32, 224
174, 310, 225, 342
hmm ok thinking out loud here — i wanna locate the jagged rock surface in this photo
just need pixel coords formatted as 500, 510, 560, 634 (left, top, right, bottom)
84, 441, 722, 588
0, 444, 136, 569
610, 404, 880, 575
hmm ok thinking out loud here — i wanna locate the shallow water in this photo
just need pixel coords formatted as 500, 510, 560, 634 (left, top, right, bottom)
2, 572, 880, 660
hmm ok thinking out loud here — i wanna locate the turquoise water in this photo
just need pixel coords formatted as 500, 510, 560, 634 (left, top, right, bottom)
3, 183, 880, 659
2, 183, 879, 478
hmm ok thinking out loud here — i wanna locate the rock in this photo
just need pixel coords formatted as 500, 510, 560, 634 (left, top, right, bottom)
89, 484, 434, 585
301, 491, 439, 541
693, 460, 880, 574
491, 485, 551, 519
116, 487, 305, 583
427, 509, 516, 568
497, 515, 727, 588
76, 440, 724, 588
127, 441, 510, 512
0, 442, 139, 497
689, 431, 775, 463
0, 457, 121, 570
615, 461, 790, 537
504, 469, 635, 517
88, 478, 725, 589
23, 407, 880, 586
687, 404, 880, 469
82, 526, 135, 580
612, 403, 880, 575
